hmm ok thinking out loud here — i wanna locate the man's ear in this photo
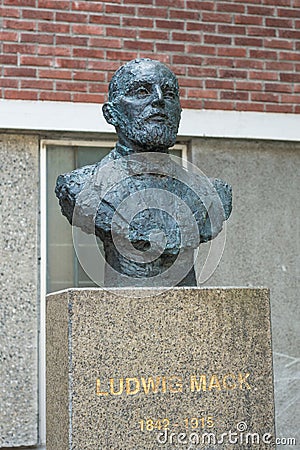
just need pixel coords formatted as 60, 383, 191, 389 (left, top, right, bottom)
102, 102, 119, 127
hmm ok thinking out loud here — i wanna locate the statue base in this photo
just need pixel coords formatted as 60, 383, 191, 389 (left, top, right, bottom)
46, 287, 275, 449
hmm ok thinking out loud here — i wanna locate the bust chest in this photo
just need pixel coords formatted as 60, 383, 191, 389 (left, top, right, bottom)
95, 172, 210, 254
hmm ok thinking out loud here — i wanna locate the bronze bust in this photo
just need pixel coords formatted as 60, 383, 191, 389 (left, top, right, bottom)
55, 58, 232, 287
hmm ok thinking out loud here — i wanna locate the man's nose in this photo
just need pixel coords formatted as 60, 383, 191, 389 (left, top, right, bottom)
152, 85, 165, 107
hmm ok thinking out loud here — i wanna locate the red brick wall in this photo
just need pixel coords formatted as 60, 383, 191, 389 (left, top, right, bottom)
1, 0, 300, 113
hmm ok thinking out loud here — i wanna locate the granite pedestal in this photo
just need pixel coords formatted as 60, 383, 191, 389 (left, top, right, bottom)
46, 288, 275, 449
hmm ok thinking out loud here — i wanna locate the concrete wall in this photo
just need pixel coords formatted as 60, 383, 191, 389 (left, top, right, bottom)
191, 137, 300, 442
0, 134, 39, 447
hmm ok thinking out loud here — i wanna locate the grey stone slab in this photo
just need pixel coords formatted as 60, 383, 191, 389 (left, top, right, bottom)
47, 287, 275, 450
191, 137, 300, 444
0, 134, 39, 447
273, 352, 300, 444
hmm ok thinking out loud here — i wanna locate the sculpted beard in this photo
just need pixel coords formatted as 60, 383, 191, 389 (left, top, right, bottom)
118, 116, 179, 151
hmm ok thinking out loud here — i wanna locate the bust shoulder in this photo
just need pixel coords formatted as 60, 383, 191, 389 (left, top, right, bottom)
55, 162, 98, 224
55, 148, 120, 224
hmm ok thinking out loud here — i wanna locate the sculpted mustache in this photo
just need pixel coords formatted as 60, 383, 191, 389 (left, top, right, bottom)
137, 114, 175, 126
140, 110, 168, 120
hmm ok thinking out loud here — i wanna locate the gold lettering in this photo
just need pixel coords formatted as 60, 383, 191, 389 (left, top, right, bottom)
109, 378, 123, 396
141, 376, 161, 394
169, 376, 183, 393
126, 377, 140, 395
190, 375, 207, 392
96, 378, 108, 396
96, 371, 250, 398
208, 375, 221, 391
238, 373, 251, 390
223, 374, 236, 390
161, 376, 167, 393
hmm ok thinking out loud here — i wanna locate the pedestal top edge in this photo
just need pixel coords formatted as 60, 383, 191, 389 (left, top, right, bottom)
46, 286, 270, 299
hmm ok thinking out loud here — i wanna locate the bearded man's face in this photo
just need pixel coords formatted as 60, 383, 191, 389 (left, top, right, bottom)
106, 60, 182, 152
